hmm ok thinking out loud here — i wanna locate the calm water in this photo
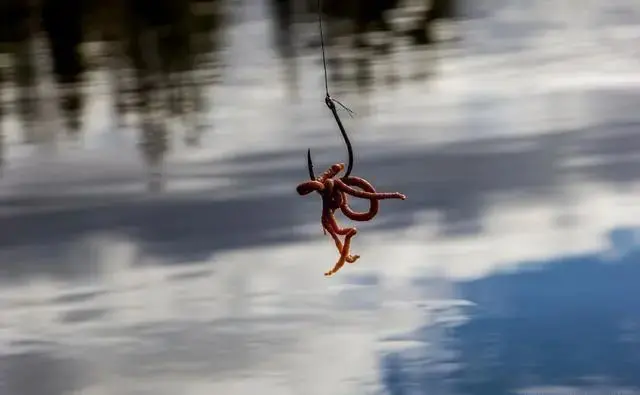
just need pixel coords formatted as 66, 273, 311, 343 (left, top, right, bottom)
2, 1, 640, 394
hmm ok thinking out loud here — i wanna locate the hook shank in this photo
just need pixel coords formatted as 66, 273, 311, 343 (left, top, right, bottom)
307, 95, 355, 180
326, 96, 354, 178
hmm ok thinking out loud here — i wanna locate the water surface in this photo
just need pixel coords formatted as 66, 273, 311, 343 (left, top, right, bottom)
2, 1, 640, 394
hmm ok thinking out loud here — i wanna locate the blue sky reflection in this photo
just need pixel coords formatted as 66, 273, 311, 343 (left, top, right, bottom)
381, 226, 640, 395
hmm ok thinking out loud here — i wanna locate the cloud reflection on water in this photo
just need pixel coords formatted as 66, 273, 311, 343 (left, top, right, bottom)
2, 184, 640, 394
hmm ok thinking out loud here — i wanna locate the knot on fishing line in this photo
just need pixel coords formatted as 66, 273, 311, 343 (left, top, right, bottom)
325, 94, 355, 118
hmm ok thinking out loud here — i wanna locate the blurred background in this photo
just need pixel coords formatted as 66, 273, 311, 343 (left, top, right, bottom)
1, 0, 640, 394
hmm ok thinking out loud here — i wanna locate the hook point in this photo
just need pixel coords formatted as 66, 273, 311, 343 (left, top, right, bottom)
307, 148, 316, 180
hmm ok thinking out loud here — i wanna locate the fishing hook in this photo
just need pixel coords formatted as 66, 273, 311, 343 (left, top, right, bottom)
307, 94, 355, 180
307, 0, 356, 181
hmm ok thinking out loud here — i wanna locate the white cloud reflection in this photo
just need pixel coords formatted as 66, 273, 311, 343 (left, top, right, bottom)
1, 179, 639, 393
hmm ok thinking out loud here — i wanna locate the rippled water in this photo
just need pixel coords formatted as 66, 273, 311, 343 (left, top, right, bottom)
2, 1, 640, 394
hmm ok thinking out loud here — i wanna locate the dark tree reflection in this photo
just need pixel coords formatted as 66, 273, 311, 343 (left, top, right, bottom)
0, 0, 225, 189
41, 0, 86, 136
0, 0, 457, 188
266, 0, 460, 93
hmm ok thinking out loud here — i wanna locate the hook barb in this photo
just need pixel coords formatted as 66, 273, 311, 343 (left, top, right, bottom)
307, 148, 316, 180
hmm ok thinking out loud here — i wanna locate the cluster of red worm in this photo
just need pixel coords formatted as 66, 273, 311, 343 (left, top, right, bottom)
296, 163, 406, 276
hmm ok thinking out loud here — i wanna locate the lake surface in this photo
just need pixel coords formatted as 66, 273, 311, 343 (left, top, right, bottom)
2, 1, 640, 394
